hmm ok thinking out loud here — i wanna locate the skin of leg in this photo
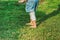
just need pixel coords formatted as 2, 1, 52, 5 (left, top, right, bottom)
26, 11, 37, 28
29, 11, 37, 28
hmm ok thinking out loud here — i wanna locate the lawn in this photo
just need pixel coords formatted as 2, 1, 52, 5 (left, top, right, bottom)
0, 0, 60, 40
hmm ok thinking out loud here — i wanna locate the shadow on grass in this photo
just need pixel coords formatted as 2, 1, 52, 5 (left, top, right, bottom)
37, 4, 60, 26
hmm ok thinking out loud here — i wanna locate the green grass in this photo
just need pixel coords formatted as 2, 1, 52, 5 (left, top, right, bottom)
0, 1, 60, 40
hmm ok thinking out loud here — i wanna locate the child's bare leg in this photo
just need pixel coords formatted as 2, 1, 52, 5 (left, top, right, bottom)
26, 11, 36, 28
29, 11, 36, 28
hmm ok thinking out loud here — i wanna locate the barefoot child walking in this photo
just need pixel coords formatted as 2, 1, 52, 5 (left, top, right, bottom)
18, 0, 39, 28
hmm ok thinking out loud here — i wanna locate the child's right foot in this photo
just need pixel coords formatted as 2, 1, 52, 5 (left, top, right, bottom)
30, 20, 36, 28
26, 20, 37, 28
26, 23, 36, 28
